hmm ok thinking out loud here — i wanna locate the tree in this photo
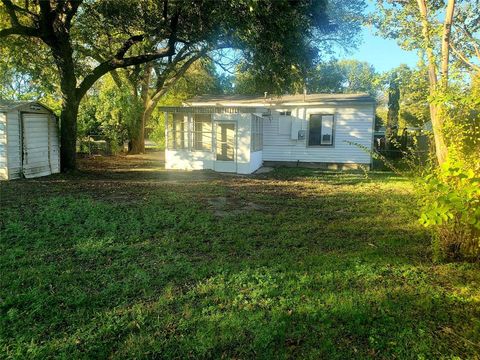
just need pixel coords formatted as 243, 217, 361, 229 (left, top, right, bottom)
0, 1, 182, 170
77, 58, 222, 152
385, 71, 400, 149
1, 0, 342, 170
236, 58, 380, 96
390, 64, 430, 129
233, 0, 368, 95
308, 59, 380, 95
373, 0, 479, 165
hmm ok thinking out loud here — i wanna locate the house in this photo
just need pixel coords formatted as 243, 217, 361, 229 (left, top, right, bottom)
160, 93, 376, 174
0, 100, 60, 180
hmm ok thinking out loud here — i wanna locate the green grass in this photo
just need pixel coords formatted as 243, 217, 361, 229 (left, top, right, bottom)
1, 161, 479, 359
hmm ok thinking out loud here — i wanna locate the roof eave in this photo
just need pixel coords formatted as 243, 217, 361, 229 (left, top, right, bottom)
186, 100, 376, 107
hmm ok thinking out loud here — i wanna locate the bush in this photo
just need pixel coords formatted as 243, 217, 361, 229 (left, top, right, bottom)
418, 159, 480, 261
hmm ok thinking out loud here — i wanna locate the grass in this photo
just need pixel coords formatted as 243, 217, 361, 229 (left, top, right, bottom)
1, 155, 479, 359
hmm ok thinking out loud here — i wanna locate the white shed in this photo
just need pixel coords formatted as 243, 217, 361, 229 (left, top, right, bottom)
0, 100, 60, 180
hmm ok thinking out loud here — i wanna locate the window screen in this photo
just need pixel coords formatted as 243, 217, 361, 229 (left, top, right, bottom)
308, 114, 334, 146
251, 116, 263, 152
167, 113, 188, 149
193, 114, 212, 151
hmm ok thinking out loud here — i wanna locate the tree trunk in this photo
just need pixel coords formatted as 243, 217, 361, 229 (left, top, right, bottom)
129, 101, 157, 154
128, 63, 153, 154
386, 74, 400, 152
60, 99, 80, 171
441, 0, 456, 87
429, 105, 448, 165
129, 110, 146, 154
50, 39, 80, 171
417, 0, 449, 165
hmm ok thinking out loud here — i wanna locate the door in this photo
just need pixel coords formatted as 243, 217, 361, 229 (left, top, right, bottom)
214, 122, 237, 172
22, 113, 52, 178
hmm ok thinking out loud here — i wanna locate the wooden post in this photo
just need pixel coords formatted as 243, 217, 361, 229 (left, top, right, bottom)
164, 111, 168, 150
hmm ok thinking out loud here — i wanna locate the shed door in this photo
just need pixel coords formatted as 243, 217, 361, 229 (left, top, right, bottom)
22, 113, 52, 178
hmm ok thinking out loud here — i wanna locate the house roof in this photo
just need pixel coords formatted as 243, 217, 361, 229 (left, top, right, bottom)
185, 93, 376, 107
0, 100, 53, 113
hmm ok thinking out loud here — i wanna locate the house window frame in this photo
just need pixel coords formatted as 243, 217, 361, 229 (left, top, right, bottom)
307, 113, 335, 147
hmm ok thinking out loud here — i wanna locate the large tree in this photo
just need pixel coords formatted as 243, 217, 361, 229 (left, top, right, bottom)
309, 59, 380, 95
373, 0, 479, 165
0, 0, 345, 170
385, 71, 400, 149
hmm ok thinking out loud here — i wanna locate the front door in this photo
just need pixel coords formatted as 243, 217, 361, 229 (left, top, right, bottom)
214, 122, 236, 172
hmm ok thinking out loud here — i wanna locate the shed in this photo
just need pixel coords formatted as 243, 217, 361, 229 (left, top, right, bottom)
0, 100, 60, 179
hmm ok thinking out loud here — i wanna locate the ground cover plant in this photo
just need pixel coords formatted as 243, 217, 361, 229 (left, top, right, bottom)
1, 155, 479, 359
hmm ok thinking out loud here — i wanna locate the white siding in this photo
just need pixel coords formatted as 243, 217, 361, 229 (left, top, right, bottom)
6, 110, 22, 179
249, 150, 263, 173
262, 105, 374, 164
166, 150, 214, 171
0, 113, 7, 180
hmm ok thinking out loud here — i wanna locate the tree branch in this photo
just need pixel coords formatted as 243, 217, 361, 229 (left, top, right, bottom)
3, 0, 37, 18
449, 43, 480, 72
454, 23, 480, 60
0, 0, 39, 37
149, 50, 207, 108
65, 0, 83, 29
440, 0, 455, 86
76, 47, 175, 100
3, 0, 22, 27
0, 26, 38, 37
76, 8, 181, 100
115, 34, 145, 59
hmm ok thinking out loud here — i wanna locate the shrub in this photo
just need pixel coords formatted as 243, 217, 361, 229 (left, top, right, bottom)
418, 159, 480, 261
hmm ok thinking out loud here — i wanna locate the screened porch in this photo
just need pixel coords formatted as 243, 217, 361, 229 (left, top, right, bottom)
160, 106, 266, 174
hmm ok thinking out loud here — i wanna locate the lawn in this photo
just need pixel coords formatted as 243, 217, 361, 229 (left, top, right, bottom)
1, 154, 479, 359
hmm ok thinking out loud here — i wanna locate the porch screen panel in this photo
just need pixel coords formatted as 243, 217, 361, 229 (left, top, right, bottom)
168, 113, 188, 149
193, 114, 212, 151
251, 115, 263, 152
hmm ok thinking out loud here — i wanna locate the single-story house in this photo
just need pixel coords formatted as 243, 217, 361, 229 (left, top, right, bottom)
0, 100, 60, 180
160, 93, 375, 174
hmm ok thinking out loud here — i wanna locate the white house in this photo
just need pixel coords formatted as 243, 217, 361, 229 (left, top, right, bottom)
0, 100, 60, 180
160, 93, 375, 174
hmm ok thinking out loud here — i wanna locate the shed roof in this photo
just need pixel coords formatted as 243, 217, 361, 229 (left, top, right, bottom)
185, 93, 376, 107
0, 100, 53, 113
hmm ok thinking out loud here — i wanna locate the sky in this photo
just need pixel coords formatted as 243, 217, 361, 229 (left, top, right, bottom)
338, 26, 419, 73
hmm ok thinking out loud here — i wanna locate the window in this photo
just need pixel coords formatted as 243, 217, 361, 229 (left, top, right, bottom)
308, 114, 334, 146
251, 115, 263, 152
193, 114, 212, 151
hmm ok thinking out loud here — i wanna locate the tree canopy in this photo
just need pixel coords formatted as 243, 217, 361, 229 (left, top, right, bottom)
0, 0, 367, 169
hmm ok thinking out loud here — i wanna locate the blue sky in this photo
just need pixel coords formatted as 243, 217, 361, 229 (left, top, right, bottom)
338, 26, 419, 73
336, 1, 419, 73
